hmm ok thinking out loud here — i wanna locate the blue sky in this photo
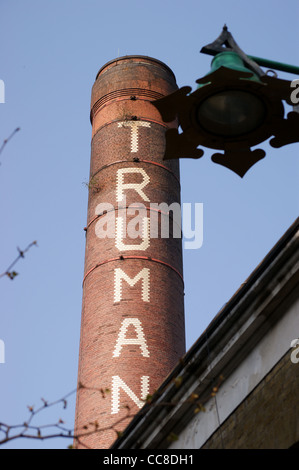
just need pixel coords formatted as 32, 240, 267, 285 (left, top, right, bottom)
0, 0, 298, 449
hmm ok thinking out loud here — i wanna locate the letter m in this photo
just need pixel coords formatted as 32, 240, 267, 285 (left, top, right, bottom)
114, 267, 150, 303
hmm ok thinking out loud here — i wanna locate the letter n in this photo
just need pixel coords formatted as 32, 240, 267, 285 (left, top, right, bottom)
111, 376, 150, 414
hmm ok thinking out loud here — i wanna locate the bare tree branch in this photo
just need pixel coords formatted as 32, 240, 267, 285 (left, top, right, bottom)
0, 385, 135, 447
0, 128, 20, 165
0, 375, 223, 448
0, 241, 37, 280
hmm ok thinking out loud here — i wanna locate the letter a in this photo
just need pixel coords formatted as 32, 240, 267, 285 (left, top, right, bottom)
113, 318, 150, 357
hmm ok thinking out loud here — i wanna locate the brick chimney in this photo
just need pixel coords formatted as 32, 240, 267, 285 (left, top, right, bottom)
74, 56, 185, 449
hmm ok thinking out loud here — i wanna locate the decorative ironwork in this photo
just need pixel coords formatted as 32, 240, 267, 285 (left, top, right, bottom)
151, 27, 299, 177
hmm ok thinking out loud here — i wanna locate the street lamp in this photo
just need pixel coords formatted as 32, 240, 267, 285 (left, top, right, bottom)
152, 26, 299, 177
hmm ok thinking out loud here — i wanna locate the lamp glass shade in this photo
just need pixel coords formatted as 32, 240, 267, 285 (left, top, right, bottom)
196, 90, 266, 137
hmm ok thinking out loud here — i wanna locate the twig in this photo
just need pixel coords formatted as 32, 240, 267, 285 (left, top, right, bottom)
0, 385, 134, 447
0, 241, 37, 280
0, 376, 223, 447
0, 128, 20, 164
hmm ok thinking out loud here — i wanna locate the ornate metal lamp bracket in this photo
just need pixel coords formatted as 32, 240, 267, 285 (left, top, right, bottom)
151, 27, 299, 177
200, 25, 265, 78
